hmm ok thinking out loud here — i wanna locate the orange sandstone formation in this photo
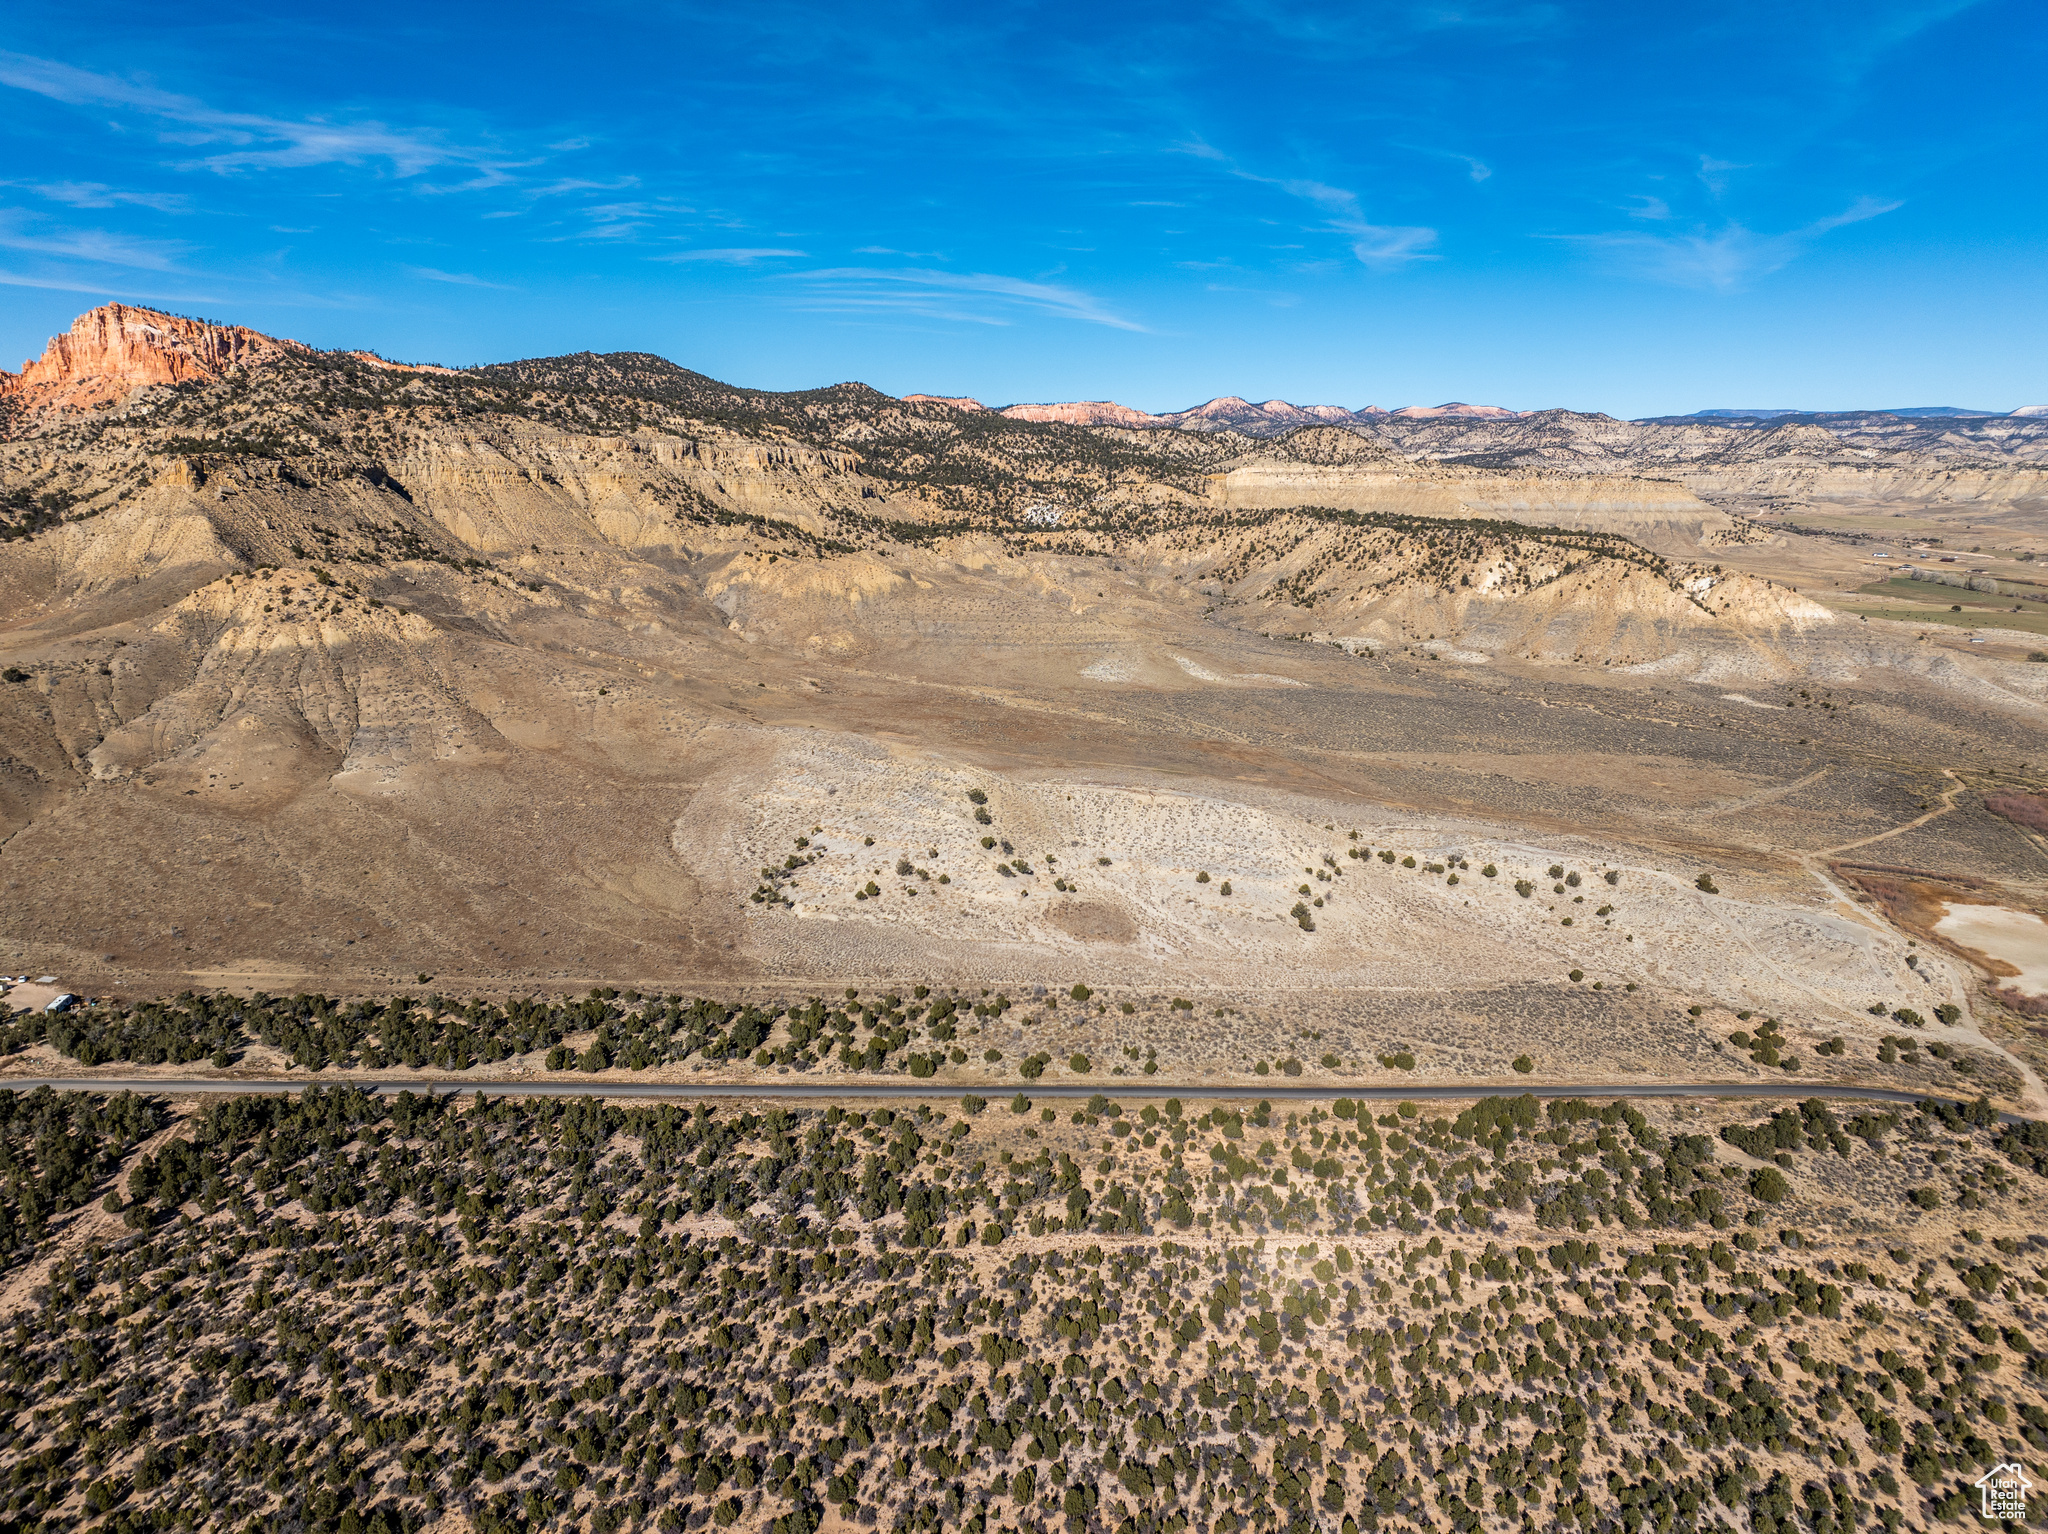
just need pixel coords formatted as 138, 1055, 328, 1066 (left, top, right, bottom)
0, 303, 304, 409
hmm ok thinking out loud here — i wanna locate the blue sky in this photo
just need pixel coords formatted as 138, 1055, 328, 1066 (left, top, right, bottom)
1, 0, 2042, 416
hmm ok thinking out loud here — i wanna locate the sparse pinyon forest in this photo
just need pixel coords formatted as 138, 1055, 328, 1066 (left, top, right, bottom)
3, 1079, 2047, 1534
0, 978, 2012, 1106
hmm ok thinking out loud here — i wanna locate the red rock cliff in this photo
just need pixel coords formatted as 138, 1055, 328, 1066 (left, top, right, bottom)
0, 303, 304, 407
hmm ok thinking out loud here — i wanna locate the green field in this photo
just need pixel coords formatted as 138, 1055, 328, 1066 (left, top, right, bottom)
1853, 574, 2048, 604
1837, 579, 2048, 637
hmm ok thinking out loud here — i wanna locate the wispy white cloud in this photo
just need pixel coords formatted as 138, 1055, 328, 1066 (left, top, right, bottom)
784, 267, 1144, 330
1224, 0, 1560, 47
1822, 0, 1988, 83
571, 202, 657, 241
0, 210, 187, 270
0, 268, 220, 304
1696, 156, 1747, 200
1555, 196, 1902, 291
403, 265, 515, 289
465, 179, 645, 225
9, 180, 189, 212
530, 177, 641, 199
542, 198, 707, 244
1344, 224, 1440, 265
0, 50, 506, 180
1396, 146, 1493, 184
1176, 142, 1439, 269
654, 248, 808, 265
1264, 176, 1438, 268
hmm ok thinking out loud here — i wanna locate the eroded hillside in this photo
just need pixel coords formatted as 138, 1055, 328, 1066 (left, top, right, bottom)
0, 307, 2043, 1107
1345, 410, 2048, 515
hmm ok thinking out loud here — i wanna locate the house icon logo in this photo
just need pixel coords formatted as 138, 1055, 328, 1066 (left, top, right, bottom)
1976, 1463, 2031, 1521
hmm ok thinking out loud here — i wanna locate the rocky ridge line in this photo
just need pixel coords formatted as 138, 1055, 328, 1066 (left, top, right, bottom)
0, 303, 306, 411
991, 396, 1520, 434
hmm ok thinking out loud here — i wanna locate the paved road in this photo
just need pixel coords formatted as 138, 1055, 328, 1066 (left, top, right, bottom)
0, 1075, 2009, 1115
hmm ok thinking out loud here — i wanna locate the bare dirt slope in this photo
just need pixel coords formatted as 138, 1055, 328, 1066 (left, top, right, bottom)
1, 306, 2045, 1107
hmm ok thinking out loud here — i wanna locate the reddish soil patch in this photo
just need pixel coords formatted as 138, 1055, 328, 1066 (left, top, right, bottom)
1832, 862, 1991, 938
1985, 791, 2048, 835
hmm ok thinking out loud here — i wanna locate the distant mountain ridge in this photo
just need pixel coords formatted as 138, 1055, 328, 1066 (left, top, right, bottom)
901, 394, 1520, 437
1671, 406, 2017, 422
902, 392, 2044, 438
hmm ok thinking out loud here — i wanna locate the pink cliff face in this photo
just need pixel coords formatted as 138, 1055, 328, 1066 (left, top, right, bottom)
1182, 398, 1382, 428
0, 303, 304, 408
998, 400, 1162, 427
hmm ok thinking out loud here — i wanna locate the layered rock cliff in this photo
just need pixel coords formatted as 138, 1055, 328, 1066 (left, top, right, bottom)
0, 303, 306, 411
1353, 407, 2048, 509
997, 399, 1169, 428
1202, 427, 1731, 553
0, 303, 2041, 999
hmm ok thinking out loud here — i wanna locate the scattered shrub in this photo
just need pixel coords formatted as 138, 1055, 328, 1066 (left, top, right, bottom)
1750, 1167, 1790, 1203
